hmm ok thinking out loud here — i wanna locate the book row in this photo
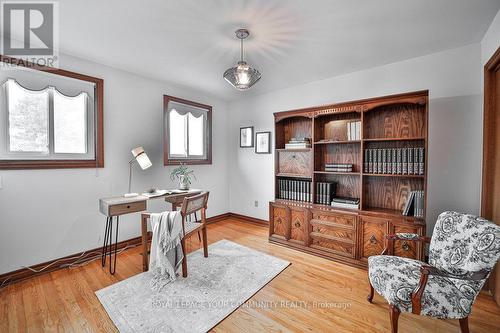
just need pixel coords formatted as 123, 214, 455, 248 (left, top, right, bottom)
364, 147, 424, 175
278, 179, 313, 202
325, 163, 353, 172
402, 190, 425, 218
316, 182, 335, 205
347, 120, 361, 141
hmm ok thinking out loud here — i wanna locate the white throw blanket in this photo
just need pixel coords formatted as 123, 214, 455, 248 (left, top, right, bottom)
149, 211, 184, 291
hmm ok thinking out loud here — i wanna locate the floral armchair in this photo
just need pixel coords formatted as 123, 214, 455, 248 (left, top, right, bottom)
367, 211, 500, 333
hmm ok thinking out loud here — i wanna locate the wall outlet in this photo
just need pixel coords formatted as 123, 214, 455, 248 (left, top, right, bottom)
254, 200, 258, 207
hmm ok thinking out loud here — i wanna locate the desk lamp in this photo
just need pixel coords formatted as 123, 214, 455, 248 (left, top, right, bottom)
124, 146, 152, 197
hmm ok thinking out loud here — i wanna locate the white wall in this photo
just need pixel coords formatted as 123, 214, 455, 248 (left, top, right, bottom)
482, 9, 500, 65
228, 44, 483, 235
0, 54, 229, 275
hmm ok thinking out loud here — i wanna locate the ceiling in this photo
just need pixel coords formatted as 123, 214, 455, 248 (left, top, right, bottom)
57, 0, 499, 101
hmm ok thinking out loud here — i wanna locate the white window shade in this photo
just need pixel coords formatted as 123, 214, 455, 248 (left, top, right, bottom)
54, 91, 88, 154
166, 101, 208, 160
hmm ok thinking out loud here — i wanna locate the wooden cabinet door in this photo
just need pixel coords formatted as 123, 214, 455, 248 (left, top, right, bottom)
277, 150, 312, 177
392, 223, 425, 260
360, 216, 389, 261
269, 203, 290, 240
290, 207, 309, 245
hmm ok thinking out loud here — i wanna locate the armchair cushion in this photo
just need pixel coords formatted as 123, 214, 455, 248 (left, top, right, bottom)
368, 255, 475, 319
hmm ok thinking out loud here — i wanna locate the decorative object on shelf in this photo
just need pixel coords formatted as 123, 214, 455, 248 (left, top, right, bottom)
170, 162, 196, 190
125, 146, 152, 197
284, 137, 311, 149
255, 131, 271, 154
240, 126, 254, 148
223, 29, 261, 90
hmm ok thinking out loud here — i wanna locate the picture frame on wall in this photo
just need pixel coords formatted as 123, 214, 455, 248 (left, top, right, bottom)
255, 131, 271, 154
240, 126, 254, 148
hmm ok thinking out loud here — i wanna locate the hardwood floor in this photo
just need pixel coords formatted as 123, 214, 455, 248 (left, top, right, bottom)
1, 218, 499, 332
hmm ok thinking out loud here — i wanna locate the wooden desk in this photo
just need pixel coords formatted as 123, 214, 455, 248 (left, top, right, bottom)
98, 189, 201, 274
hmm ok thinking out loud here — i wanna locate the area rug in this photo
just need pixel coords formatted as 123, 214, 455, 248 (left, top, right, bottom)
96, 239, 290, 333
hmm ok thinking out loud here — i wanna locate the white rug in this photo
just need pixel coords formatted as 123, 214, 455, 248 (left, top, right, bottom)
96, 239, 290, 333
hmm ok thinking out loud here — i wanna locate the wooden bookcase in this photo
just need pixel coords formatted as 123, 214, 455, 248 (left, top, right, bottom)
269, 90, 428, 268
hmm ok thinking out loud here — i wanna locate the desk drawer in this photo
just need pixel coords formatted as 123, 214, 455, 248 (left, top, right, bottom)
109, 200, 146, 216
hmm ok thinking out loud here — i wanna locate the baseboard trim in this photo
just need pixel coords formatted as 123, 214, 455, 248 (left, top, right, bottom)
227, 212, 268, 226
0, 212, 266, 287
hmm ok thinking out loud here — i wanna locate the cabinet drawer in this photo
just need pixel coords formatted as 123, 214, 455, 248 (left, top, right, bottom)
277, 150, 312, 177
311, 210, 356, 229
360, 216, 389, 261
310, 219, 356, 242
290, 208, 308, 244
393, 224, 422, 259
310, 233, 355, 258
109, 200, 146, 216
269, 203, 289, 239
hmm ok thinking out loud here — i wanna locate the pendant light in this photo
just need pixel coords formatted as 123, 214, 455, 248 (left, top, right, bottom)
223, 29, 261, 90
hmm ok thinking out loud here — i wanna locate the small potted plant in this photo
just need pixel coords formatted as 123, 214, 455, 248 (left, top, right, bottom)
170, 163, 196, 190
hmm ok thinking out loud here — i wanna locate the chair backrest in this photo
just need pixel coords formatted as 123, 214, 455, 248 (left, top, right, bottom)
429, 211, 500, 275
180, 191, 209, 218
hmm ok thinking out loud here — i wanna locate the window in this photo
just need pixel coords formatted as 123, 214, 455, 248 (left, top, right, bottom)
164, 95, 212, 165
0, 56, 104, 169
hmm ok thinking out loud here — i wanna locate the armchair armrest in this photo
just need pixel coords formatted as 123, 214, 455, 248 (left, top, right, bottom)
381, 233, 431, 255
411, 265, 490, 315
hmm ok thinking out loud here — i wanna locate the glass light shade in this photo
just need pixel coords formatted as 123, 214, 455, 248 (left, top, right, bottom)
223, 61, 261, 90
131, 146, 152, 170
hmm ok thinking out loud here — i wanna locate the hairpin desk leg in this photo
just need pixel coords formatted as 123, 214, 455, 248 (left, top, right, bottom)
108, 216, 120, 274
101, 217, 110, 267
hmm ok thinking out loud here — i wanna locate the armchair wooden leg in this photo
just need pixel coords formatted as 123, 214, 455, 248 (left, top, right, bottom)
459, 317, 469, 333
181, 238, 188, 278
202, 226, 208, 258
389, 304, 400, 333
367, 282, 374, 303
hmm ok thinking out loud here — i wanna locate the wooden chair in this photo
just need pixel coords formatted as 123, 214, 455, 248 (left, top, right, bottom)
140, 191, 210, 277
179, 191, 209, 277
367, 211, 500, 333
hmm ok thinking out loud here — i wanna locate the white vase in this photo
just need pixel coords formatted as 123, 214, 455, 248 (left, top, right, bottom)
179, 175, 190, 190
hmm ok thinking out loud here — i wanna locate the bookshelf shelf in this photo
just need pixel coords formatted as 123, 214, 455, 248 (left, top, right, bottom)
314, 140, 361, 145
363, 137, 425, 142
362, 173, 424, 178
271, 90, 428, 269
315, 171, 360, 176
276, 173, 312, 179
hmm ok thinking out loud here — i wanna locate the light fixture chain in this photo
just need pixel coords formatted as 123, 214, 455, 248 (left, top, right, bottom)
240, 37, 244, 62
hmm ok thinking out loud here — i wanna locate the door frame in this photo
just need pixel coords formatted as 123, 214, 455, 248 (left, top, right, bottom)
481, 46, 500, 218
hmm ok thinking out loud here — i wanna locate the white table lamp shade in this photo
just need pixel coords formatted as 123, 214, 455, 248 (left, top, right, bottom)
131, 146, 152, 170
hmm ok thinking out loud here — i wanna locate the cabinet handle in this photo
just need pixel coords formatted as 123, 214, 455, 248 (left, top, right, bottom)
369, 235, 377, 244
127, 205, 131, 209
292, 155, 296, 158
402, 241, 410, 252
295, 221, 301, 228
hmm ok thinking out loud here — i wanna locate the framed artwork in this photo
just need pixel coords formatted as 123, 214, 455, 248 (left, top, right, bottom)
240, 126, 254, 148
255, 131, 271, 154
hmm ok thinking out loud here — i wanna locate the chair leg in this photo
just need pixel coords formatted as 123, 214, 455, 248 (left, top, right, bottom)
389, 304, 400, 333
202, 226, 208, 258
459, 317, 469, 333
181, 237, 188, 278
367, 282, 374, 303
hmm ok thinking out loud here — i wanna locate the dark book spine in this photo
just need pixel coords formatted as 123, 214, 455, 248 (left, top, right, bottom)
316, 182, 320, 204
364, 149, 369, 173
419, 147, 425, 175
408, 148, 414, 175
414, 148, 419, 175
368, 149, 373, 173
302, 181, 305, 201
377, 149, 382, 174
285, 180, 289, 200
392, 148, 397, 174
279, 179, 283, 199
402, 148, 408, 175
397, 148, 402, 174
382, 148, 387, 174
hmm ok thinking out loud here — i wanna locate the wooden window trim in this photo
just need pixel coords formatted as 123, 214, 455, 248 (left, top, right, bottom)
163, 95, 212, 165
0, 55, 104, 170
